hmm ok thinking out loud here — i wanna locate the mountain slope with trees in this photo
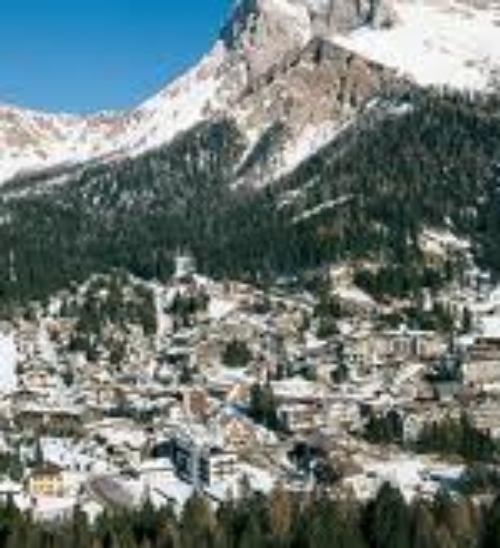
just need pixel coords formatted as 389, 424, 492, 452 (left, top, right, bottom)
1, 89, 500, 311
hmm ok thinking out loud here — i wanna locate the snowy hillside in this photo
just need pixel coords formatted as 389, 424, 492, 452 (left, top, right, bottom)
0, 47, 228, 185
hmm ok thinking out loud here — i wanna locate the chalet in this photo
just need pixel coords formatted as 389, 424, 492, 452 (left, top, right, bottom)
183, 387, 212, 420
28, 463, 65, 498
218, 412, 259, 450
278, 402, 325, 433
375, 326, 445, 363
464, 316, 500, 386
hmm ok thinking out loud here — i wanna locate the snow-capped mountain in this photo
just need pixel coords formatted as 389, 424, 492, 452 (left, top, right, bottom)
1, 0, 500, 186
0, 46, 228, 184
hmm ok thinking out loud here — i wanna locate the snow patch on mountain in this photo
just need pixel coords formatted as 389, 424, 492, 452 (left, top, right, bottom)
119, 46, 227, 154
333, 0, 500, 90
278, 118, 351, 178
264, 0, 312, 38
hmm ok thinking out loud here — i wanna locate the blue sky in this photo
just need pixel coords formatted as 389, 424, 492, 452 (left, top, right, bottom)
0, 0, 231, 113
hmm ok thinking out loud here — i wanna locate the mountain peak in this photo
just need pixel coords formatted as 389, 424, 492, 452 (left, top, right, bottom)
221, 0, 310, 80
220, 0, 396, 79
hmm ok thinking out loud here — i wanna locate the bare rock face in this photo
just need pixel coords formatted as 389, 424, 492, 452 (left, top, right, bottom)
239, 37, 399, 119
231, 37, 405, 184
309, 0, 396, 34
221, 0, 397, 81
221, 0, 310, 80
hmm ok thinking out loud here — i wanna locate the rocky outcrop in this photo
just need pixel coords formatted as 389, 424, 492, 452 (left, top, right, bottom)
221, 0, 310, 81
309, 0, 396, 34
221, 0, 397, 81
231, 37, 406, 184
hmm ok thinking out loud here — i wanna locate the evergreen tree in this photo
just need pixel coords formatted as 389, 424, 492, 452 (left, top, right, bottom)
481, 495, 500, 548
238, 512, 264, 548
410, 500, 439, 548
249, 383, 281, 431
363, 482, 411, 548
181, 494, 216, 548
268, 483, 294, 544
222, 340, 252, 369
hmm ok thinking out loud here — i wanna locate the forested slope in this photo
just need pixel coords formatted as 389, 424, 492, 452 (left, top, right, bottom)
1, 89, 500, 308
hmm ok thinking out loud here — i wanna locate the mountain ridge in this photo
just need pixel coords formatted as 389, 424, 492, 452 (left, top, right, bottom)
2, 0, 500, 186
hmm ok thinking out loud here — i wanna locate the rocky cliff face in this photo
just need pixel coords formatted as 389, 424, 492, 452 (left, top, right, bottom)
231, 37, 403, 184
221, 0, 396, 81
310, 0, 396, 33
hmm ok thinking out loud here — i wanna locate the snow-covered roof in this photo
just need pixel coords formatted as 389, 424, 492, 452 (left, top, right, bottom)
0, 478, 22, 494
481, 315, 500, 340
335, 286, 375, 308
32, 496, 76, 522
271, 377, 323, 400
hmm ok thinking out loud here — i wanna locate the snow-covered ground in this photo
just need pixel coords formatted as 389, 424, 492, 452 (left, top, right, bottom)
208, 297, 238, 322
32, 496, 77, 522
347, 453, 465, 501
0, 332, 17, 393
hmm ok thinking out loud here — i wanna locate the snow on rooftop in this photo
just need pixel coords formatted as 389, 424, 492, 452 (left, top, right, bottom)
365, 457, 424, 490
335, 285, 376, 307
41, 437, 100, 472
421, 228, 471, 252
149, 476, 194, 511
272, 377, 323, 399
480, 315, 500, 339
32, 496, 76, 522
208, 367, 250, 386
393, 362, 425, 387
351, 454, 465, 501
0, 479, 22, 494
233, 462, 277, 494
209, 297, 238, 321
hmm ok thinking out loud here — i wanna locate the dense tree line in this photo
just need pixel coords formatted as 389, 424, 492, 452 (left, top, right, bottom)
363, 410, 497, 463
415, 412, 497, 463
2, 482, 500, 547
1, 89, 500, 310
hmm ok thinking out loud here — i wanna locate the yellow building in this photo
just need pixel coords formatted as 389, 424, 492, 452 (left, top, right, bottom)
28, 463, 64, 497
